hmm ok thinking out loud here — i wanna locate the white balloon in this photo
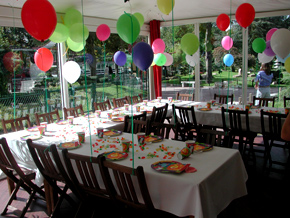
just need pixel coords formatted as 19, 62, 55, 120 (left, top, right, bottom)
270, 28, 290, 59
63, 61, 81, 84
258, 52, 274, 63
186, 53, 198, 67
163, 52, 173, 66
276, 53, 290, 63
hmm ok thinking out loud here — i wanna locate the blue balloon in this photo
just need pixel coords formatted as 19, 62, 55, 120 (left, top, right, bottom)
277, 53, 290, 63
223, 54, 234, 67
85, 53, 93, 65
114, 51, 127, 66
132, 42, 154, 71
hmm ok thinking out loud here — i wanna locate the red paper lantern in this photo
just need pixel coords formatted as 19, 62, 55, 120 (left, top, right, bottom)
235, 3, 255, 28
34, 48, 54, 72
21, 0, 57, 42
216, 14, 230, 31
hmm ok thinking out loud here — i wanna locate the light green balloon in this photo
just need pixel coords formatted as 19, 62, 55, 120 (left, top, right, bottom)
133, 12, 144, 27
67, 37, 86, 52
116, 13, 140, 44
64, 8, 83, 28
181, 33, 199, 55
154, 53, 167, 66
69, 23, 89, 43
49, 23, 69, 43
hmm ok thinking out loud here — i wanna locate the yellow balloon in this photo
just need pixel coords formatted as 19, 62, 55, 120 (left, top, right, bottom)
157, 0, 175, 15
151, 61, 156, 66
285, 57, 290, 73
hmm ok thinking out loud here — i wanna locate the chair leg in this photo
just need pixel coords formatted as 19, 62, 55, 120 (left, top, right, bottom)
19, 189, 37, 218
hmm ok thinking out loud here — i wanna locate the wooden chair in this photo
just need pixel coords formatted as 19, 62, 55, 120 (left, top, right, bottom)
260, 110, 289, 175
1, 114, 31, 133
172, 105, 199, 141
63, 104, 84, 119
148, 122, 179, 140
196, 127, 230, 147
35, 109, 61, 126
283, 96, 290, 108
0, 138, 45, 218
221, 107, 257, 164
127, 95, 141, 105
97, 155, 180, 218
123, 112, 148, 134
253, 96, 275, 107
214, 93, 233, 104
150, 103, 168, 124
112, 97, 129, 108
176, 92, 194, 101
50, 145, 112, 217
93, 99, 112, 111
26, 139, 77, 217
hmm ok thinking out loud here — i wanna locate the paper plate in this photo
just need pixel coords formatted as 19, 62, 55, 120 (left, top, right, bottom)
193, 142, 213, 153
84, 113, 95, 118
251, 105, 260, 109
21, 134, 42, 141
212, 102, 223, 106
58, 142, 81, 150
151, 161, 190, 174
145, 135, 163, 143
265, 110, 281, 114
56, 120, 69, 125
197, 108, 212, 111
103, 151, 128, 161
111, 117, 124, 122
26, 126, 39, 132
103, 130, 122, 136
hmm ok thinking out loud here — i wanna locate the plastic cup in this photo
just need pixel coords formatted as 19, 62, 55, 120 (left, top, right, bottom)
143, 100, 148, 106
211, 100, 216, 105
121, 139, 130, 153
95, 110, 102, 118
137, 132, 145, 145
97, 127, 103, 138
285, 108, 290, 115
107, 112, 112, 120
185, 140, 195, 153
206, 102, 211, 109
168, 97, 173, 103
40, 122, 48, 131
245, 104, 250, 110
136, 105, 141, 112
124, 104, 129, 111
37, 126, 45, 135
177, 147, 191, 160
67, 116, 74, 124
157, 96, 162, 102
77, 132, 85, 144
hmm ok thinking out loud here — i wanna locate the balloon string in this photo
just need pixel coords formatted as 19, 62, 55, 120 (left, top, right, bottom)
63, 46, 69, 57
172, 0, 176, 126
102, 42, 106, 101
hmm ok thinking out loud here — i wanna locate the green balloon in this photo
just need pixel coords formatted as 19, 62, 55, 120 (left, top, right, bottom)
154, 53, 167, 66
69, 23, 89, 43
49, 23, 69, 43
64, 8, 83, 28
117, 13, 140, 44
252, 38, 266, 53
133, 12, 144, 27
67, 37, 86, 52
181, 33, 199, 55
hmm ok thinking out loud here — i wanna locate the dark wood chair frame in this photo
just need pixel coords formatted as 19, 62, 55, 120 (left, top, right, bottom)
148, 122, 179, 140
151, 103, 168, 124
0, 137, 45, 218
127, 96, 140, 105
138, 93, 144, 102
123, 112, 148, 134
35, 109, 61, 126
93, 99, 112, 111
196, 127, 230, 148
63, 104, 84, 119
1, 114, 31, 133
112, 97, 129, 108
253, 96, 275, 107
283, 96, 290, 108
176, 92, 194, 101
214, 93, 234, 104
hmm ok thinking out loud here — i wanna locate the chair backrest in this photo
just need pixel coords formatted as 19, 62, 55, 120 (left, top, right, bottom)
176, 92, 194, 101
63, 104, 84, 119
35, 109, 61, 126
172, 105, 197, 127
214, 94, 233, 104
94, 99, 112, 111
0, 137, 44, 196
123, 112, 148, 134
151, 103, 168, 124
149, 122, 179, 140
98, 155, 155, 211
196, 127, 229, 147
260, 109, 287, 141
127, 96, 140, 105
112, 97, 129, 108
283, 96, 290, 108
253, 96, 275, 107
221, 107, 250, 133
138, 93, 143, 102
1, 114, 31, 133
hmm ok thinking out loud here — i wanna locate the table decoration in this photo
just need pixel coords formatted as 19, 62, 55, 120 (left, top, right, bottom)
103, 129, 122, 137
84, 113, 95, 118
58, 141, 81, 150
197, 108, 212, 111
193, 142, 213, 153
111, 117, 124, 122
151, 161, 196, 174
56, 120, 69, 125
102, 151, 128, 161
77, 132, 85, 143
97, 127, 104, 138
144, 135, 163, 143
265, 110, 281, 114
251, 105, 260, 109
121, 139, 130, 153
177, 147, 192, 160
20, 134, 42, 141
26, 126, 39, 132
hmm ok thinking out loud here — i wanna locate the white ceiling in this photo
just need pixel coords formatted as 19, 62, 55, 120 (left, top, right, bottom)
0, 0, 289, 34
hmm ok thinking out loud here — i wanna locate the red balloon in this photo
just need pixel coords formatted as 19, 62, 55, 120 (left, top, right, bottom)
34, 48, 54, 72
96, 24, 111, 41
216, 14, 230, 31
21, 0, 57, 42
235, 3, 255, 28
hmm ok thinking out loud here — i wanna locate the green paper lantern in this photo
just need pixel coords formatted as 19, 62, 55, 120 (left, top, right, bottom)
49, 23, 69, 43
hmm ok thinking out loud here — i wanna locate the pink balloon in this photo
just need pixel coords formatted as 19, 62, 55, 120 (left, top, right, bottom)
163, 52, 173, 66
264, 40, 275, 57
152, 38, 165, 54
96, 24, 111, 41
221, 36, 233, 50
266, 28, 278, 41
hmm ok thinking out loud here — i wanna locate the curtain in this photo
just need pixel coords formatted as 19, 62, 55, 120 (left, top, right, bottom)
149, 20, 162, 98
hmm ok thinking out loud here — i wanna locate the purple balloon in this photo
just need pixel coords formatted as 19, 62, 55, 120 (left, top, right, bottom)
85, 53, 93, 64
264, 41, 275, 57
114, 51, 127, 66
132, 42, 154, 71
